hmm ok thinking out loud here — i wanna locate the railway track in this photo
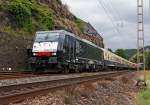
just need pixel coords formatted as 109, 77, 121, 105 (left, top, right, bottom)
0, 70, 134, 105
0, 72, 39, 80
0, 72, 63, 80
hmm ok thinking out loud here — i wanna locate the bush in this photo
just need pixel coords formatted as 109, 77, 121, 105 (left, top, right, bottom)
146, 52, 150, 69
31, 3, 54, 30
75, 18, 84, 33
8, 0, 32, 28
0, 5, 3, 11
137, 90, 150, 105
7, 0, 54, 31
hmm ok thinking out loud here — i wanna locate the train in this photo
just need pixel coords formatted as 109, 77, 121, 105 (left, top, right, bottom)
29, 30, 137, 72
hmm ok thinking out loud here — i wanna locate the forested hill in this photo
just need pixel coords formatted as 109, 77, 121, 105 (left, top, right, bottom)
145, 46, 150, 50
125, 49, 137, 59
125, 46, 150, 59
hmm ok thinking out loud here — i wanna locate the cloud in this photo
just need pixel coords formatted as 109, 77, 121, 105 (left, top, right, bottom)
61, 0, 150, 50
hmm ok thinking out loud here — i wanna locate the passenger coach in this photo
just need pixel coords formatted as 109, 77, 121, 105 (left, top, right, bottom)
101, 48, 137, 70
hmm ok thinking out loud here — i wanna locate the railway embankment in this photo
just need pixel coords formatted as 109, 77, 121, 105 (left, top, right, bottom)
7, 71, 139, 105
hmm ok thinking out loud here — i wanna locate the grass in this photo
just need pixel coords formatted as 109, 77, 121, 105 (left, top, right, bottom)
0, 25, 34, 39
137, 90, 150, 105
75, 18, 84, 33
136, 71, 150, 105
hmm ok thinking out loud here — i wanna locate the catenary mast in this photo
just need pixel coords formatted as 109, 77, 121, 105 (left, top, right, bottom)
137, 0, 145, 79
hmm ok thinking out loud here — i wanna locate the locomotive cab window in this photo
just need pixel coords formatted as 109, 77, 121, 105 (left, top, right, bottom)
35, 33, 60, 42
32, 32, 60, 53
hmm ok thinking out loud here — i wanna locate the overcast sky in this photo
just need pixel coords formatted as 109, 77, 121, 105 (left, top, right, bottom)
61, 0, 150, 50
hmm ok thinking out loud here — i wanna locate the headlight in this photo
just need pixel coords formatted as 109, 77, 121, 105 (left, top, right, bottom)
52, 52, 56, 55
33, 53, 37, 56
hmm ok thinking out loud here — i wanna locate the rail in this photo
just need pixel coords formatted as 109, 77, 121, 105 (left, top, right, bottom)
0, 70, 134, 104
0, 72, 39, 80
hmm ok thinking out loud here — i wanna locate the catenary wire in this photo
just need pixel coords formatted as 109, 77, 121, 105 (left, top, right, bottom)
97, 0, 122, 35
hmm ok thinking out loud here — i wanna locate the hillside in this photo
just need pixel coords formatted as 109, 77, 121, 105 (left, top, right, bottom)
125, 49, 137, 59
0, 0, 84, 37
0, 0, 93, 70
145, 46, 150, 51
125, 46, 150, 59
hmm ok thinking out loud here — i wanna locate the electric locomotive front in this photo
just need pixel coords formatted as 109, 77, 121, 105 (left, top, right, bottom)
31, 31, 65, 71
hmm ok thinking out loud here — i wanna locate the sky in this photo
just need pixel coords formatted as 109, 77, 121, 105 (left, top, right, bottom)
61, 0, 150, 50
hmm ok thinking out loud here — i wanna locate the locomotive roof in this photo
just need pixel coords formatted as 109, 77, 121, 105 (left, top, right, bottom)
36, 30, 101, 49
36, 30, 74, 36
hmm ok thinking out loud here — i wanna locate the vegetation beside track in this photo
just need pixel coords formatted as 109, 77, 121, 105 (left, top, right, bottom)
136, 71, 150, 105
137, 90, 150, 105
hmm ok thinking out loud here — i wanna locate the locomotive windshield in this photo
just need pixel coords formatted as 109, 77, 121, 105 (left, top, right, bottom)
35, 33, 59, 42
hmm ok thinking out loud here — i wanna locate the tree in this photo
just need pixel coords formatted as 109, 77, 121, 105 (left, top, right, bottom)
146, 52, 150, 69
8, 0, 32, 28
115, 49, 128, 59
108, 48, 113, 52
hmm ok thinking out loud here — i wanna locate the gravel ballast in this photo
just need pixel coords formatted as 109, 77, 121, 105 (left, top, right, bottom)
10, 72, 139, 105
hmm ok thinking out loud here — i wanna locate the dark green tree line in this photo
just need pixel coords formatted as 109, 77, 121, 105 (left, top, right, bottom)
115, 49, 128, 59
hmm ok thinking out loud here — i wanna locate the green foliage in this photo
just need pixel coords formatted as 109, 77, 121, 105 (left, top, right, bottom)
131, 55, 137, 63
115, 49, 128, 59
8, 0, 32, 28
125, 49, 137, 59
137, 72, 150, 105
137, 90, 150, 105
131, 51, 150, 69
108, 48, 113, 52
75, 18, 84, 33
146, 52, 150, 69
31, 2, 54, 30
141, 91, 150, 100
0, 5, 3, 11
7, 0, 54, 32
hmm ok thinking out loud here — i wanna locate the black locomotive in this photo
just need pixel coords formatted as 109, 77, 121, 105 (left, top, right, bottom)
29, 30, 137, 72
30, 30, 104, 72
